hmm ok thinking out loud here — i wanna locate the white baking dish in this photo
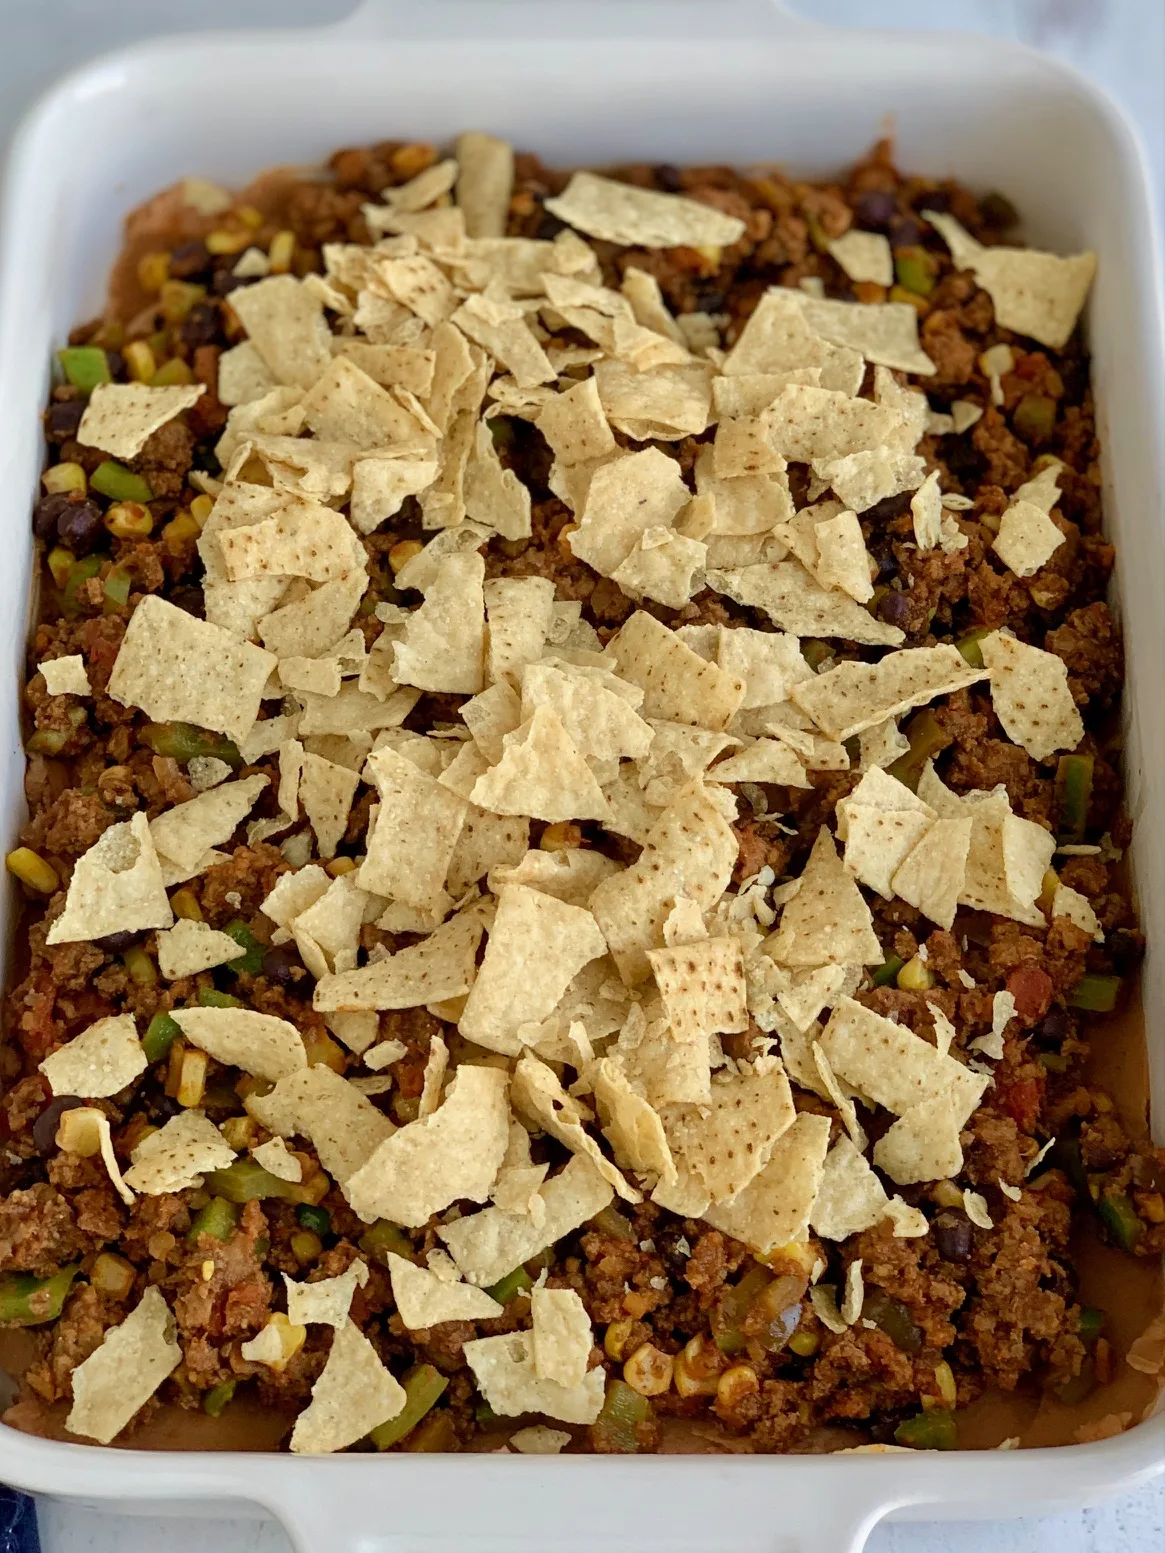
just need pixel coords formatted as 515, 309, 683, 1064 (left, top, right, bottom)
0, 2, 1161, 1548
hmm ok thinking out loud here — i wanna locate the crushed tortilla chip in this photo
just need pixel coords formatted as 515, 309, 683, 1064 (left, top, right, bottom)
149, 775, 268, 874
387, 1252, 503, 1328
792, 644, 985, 741
391, 551, 486, 695
78, 382, 205, 460
980, 631, 1084, 761
809, 1136, 889, 1241
891, 815, 974, 930
531, 1286, 593, 1389
819, 996, 986, 1117
483, 576, 555, 683
512, 1053, 639, 1203
510, 1426, 571, 1454
992, 499, 1066, 577
828, 230, 893, 287
568, 448, 690, 578
315, 903, 487, 1012
251, 1137, 302, 1182
455, 131, 514, 239
607, 611, 744, 730
665, 1057, 795, 1203
544, 171, 744, 249
297, 752, 359, 860
123, 1110, 235, 1195
65, 1287, 181, 1445
156, 918, 247, 980
701, 1112, 832, 1255
289, 1320, 406, 1454
463, 1328, 605, 1424
247, 1065, 393, 1184
521, 661, 652, 764
38, 655, 90, 697
471, 705, 610, 824
229, 274, 334, 387
46, 811, 173, 945
284, 1260, 369, 1329
39, 1013, 146, 1099
357, 745, 467, 911
705, 562, 904, 647
1052, 882, 1103, 941
766, 828, 882, 967
171, 1007, 306, 1083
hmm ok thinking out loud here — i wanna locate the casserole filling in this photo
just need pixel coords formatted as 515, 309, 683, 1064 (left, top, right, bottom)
3, 135, 1162, 1455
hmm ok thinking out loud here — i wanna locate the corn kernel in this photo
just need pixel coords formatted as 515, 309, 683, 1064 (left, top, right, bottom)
122, 945, 157, 986
302, 1029, 346, 1073
290, 1230, 323, 1266
91, 1252, 135, 1299
160, 279, 207, 324
539, 823, 583, 852
236, 204, 264, 230
150, 357, 195, 387
889, 284, 929, 314
104, 501, 154, 540
897, 954, 935, 992
177, 1048, 209, 1108
46, 547, 75, 588
290, 1169, 331, 1207
250, 1312, 307, 1371
6, 848, 59, 894
716, 1364, 759, 1410
604, 1319, 635, 1362
162, 512, 202, 547
788, 1329, 819, 1358
169, 887, 203, 921
388, 539, 424, 574
205, 227, 251, 256
623, 1342, 674, 1396
557, 523, 579, 553
219, 1116, 255, 1151
391, 142, 438, 179
268, 230, 296, 275
56, 1108, 104, 1157
136, 250, 171, 293
202, 1259, 216, 1281
931, 1180, 964, 1210
236, 1074, 273, 1101
325, 856, 358, 878
123, 339, 158, 383
674, 1333, 723, 1397
933, 1359, 957, 1408
190, 494, 215, 528
41, 462, 86, 496
165, 1039, 187, 1099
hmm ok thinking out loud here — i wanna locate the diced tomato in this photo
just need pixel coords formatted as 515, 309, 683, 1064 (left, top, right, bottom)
1006, 964, 1054, 1022
997, 1075, 1044, 1133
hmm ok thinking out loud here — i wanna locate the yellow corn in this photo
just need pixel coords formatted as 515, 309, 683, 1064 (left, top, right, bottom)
889, 284, 929, 314
253, 1312, 307, 1371
177, 1048, 209, 1108
931, 1179, 964, 1210
160, 279, 206, 324
104, 501, 154, 540
289, 1169, 331, 1207
325, 856, 358, 878
290, 1230, 323, 1266
897, 954, 935, 992
673, 1333, 722, 1398
236, 1074, 273, 1101
1039, 868, 1060, 914
934, 1359, 957, 1408
604, 1319, 635, 1362
716, 1364, 759, 1410
788, 1329, 819, 1357
56, 1107, 104, 1157
162, 512, 201, 546
219, 1116, 255, 1151
136, 250, 171, 293
169, 887, 203, 922
388, 539, 424, 575
302, 1029, 346, 1073
236, 204, 264, 230
6, 848, 59, 894
41, 462, 86, 496
391, 142, 438, 178
1135, 1191, 1165, 1224
123, 339, 157, 382
46, 547, 74, 588
190, 494, 215, 528
267, 230, 296, 275
150, 357, 195, 388
623, 1342, 674, 1397
91, 1252, 135, 1299
165, 1039, 186, 1098
205, 227, 251, 256
539, 823, 583, 852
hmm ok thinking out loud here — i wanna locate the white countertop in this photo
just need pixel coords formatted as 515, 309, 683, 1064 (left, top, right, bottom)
1, 1, 1161, 1549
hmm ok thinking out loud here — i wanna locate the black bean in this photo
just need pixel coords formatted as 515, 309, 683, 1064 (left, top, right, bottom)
33, 1096, 84, 1155
168, 239, 211, 280
105, 350, 126, 382
697, 289, 725, 314
890, 216, 923, 249
854, 191, 897, 232
878, 590, 912, 630
262, 943, 309, 988
168, 585, 206, 619
95, 930, 140, 954
933, 1210, 973, 1263
979, 191, 1019, 231
913, 189, 950, 215
1036, 1005, 1072, 1047
873, 544, 899, 581
212, 267, 246, 297
534, 212, 566, 241
653, 163, 684, 193
46, 400, 86, 441
864, 491, 914, 524
55, 498, 106, 555
33, 491, 75, 542
181, 302, 221, 350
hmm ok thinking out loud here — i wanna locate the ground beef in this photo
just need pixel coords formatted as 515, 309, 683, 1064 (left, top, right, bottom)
1045, 601, 1123, 711
0, 1184, 92, 1276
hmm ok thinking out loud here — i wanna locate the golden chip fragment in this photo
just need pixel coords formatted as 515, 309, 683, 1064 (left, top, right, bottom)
761, 384, 908, 462
792, 644, 985, 741
65, 1287, 182, 1445
77, 382, 205, 460
124, 1110, 236, 1195
665, 1056, 796, 1204
891, 815, 974, 931
284, 1260, 369, 1329
387, 1252, 503, 1328
470, 705, 611, 824
992, 499, 1066, 578
819, 997, 987, 1120
700, 1111, 832, 1255
607, 611, 744, 730
38, 655, 90, 697
251, 1137, 302, 1182
289, 1320, 406, 1454
392, 551, 486, 695
544, 171, 745, 249
228, 274, 335, 387
39, 1014, 146, 1099
979, 631, 1084, 761
647, 936, 748, 1059
766, 828, 882, 967
357, 744, 468, 911
149, 775, 269, 873
297, 752, 359, 860
513, 1052, 639, 1202
463, 1328, 605, 1424
816, 448, 926, 514
315, 903, 487, 1012
611, 527, 707, 609
156, 918, 247, 980
46, 811, 174, 945
531, 1286, 593, 1389
455, 131, 515, 239
721, 288, 863, 391
828, 230, 894, 287
453, 290, 556, 388
705, 562, 904, 647
568, 448, 691, 579
810, 1135, 890, 1241
521, 661, 653, 763
171, 1008, 306, 1083
483, 576, 555, 683
592, 358, 713, 442
247, 1064, 394, 1184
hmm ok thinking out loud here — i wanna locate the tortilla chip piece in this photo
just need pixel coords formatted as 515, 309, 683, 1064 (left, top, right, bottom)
463, 1328, 605, 1424
453, 291, 555, 388
761, 384, 908, 463
216, 499, 364, 586
666, 1057, 796, 1203
510, 1426, 571, 1454
568, 448, 690, 579
470, 705, 610, 824
872, 1087, 969, 1185
531, 1287, 592, 1389
608, 611, 744, 731
247, 1065, 393, 1184
647, 937, 748, 1053
299, 356, 435, 452
885, 815, 972, 931
171, 1008, 305, 1084
819, 996, 986, 1118
357, 745, 467, 911
459, 885, 607, 1056
46, 811, 173, 945
926, 213, 1096, 350
228, 274, 334, 387
702, 1111, 832, 1255
910, 468, 943, 550
156, 918, 247, 980
810, 1136, 890, 1241
387, 1252, 503, 1329
513, 1053, 639, 1202
766, 828, 882, 967
38, 655, 90, 697
793, 293, 934, 375
65, 1287, 181, 1445
107, 595, 275, 743
77, 382, 205, 460
592, 358, 712, 442
544, 171, 744, 249
295, 752, 359, 861
536, 375, 618, 468
217, 340, 276, 406
455, 131, 514, 239
815, 448, 926, 515
123, 1110, 236, 1194
720, 287, 864, 391
592, 1058, 675, 1182
521, 661, 653, 764
343, 1065, 510, 1226
150, 775, 268, 874
391, 551, 486, 695
482, 576, 555, 684
813, 511, 874, 603
40, 1014, 146, 1099
283, 1261, 369, 1330
487, 849, 620, 908
980, 631, 1084, 761
705, 562, 904, 647
992, 499, 1066, 578
828, 230, 893, 287
289, 1320, 406, 1454
1052, 882, 1103, 941
251, 1137, 302, 1182
792, 644, 985, 741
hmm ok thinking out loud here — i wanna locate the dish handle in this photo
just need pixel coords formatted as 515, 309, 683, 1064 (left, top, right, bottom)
333, 0, 818, 40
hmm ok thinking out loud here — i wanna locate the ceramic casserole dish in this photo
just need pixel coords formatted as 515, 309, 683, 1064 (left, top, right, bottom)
0, 2, 1161, 1548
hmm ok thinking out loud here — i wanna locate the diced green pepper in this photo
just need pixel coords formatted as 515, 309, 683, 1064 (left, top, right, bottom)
46, 546, 74, 589
1077, 1306, 1105, 1342
370, 1365, 449, 1450
1037, 1052, 1070, 1074
1012, 394, 1057, 443
894, 1408, 957, 1450
1066, 974, 1121, 1013
591, 1205, 635, 1241
801, 639, 833, 671
872, 954, 905, 988
893, 247, 937, 296
474, 1401, 499, 1426
57, 347, 111, 391
485, 1265, 534, 1304
122, 945, 156, 986
188, 1197, 240, 1242
222, 920, 265, 976
204, 1160, 296, 1204
886, 709, 953, 793
140, 723, 243, 766
203, 1379, 237, 1417
103, 566, 132, 611
90, 461, 153, 504
1056, 754, 1094, 842
142, 1011, 182, 1064
198, 988, 242, 1009
955, 628, 991, 669
359, 1220, 414, 1265
592, 1379, 651, 1453
0, 1265, 79, 1325
1098, 1193, 1143, 1254
296, 1204, 330, 1236
61, 554, 103, 616
1046, 1136, 1088, 1197
713, 1262, 772, 1354
862, 1291, 923, 1354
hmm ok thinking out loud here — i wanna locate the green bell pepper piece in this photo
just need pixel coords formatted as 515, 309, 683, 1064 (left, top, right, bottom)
0, 1265, 79, 1325
593, 1379, 651, 1453
203, 1160, 295, 1204
90, 461, 153, 503
203, 1379, 237, 1417
142, 1011, 182, 1064
1066, 974, 1121, 1013
57, 347, 111, 391
370, 1365, 449, 1450
1098, 1193, 1143, 1254
485, 1265, 534, 1304
222, 920, 265, 976
188, 1197, 239, 1242
894, 1408, 957, 1450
